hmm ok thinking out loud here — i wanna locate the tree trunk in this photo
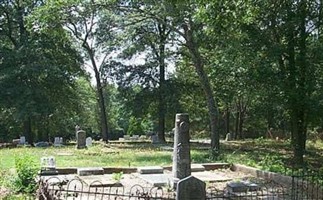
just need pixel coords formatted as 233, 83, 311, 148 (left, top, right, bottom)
157, 23, 167, 143
85, 45, 109, 141
292, 0, 307, 165
23, 117, 32, 144
285, 1, 308, 165
234, 110, 239, 140
183, 23, 220, 153
225, 104, 230, 135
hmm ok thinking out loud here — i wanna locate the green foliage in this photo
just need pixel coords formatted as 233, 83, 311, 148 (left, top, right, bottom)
127, 117, 144, 135
112, 172, 123, 182
11, 156, 38, 194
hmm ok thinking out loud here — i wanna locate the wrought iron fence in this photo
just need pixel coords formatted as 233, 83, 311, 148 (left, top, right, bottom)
37, 176, 294, 200
290, 169, 323, 200
37, 176, 176, 200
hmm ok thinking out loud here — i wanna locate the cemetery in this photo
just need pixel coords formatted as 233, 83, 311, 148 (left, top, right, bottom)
0, 114, 322, 199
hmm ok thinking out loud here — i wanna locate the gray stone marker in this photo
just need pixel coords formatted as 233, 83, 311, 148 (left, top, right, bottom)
151, 134, 159, 144
40, 156, 58, 175
76, 130, 86, 149
172, 113, 191, 187
19, 136, 26, 145
176, 176, 206, 200
85, 137, 92, 147
227, 180, 260, 193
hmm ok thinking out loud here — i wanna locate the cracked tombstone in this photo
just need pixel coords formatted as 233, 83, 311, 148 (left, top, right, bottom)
172, 113, 191, 188
176, 176, 206, 200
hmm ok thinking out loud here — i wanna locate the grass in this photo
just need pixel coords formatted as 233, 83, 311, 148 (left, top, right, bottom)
0, 142, 210, 170
1, 139, 322, 171
1, 139, 323, 199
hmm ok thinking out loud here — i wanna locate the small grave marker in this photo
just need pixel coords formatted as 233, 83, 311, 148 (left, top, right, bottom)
151, 134, 159, 144
40, 156, 58, 175
227, 180, 260, 193
176, 176, 206, 200
19, 136, 26, 145
54, 137, 63, 147
86, 137, 92, 147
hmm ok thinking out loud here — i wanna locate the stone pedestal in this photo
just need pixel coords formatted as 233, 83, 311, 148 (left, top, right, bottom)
172, 113, 191, 188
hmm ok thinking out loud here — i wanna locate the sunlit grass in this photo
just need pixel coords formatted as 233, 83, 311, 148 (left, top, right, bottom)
1, 139, 322, 172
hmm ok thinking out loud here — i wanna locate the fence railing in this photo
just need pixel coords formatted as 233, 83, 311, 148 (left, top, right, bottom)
37, 177, 295, 199
37, 169, 323, 200
290, 169, 323, 200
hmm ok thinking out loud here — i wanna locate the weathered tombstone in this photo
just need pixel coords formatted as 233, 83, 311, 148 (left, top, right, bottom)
19, 136, 26, 145
12, 139, 20, 145
172, 113, 191, 188
176, 176, 206, 200
40, 156, 58, 175
76, 130, 86, 149
225, 133, 232, 141
85, 137, 92, 147
53, 137, 61, 147
59, 137, 63, 144
35, 141, 49, 147
151, 134, 159, 144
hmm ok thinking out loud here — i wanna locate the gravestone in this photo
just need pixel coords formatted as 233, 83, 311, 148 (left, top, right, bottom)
40, 156, 58, 175
53, 137, 62, 147
227, 180, 260, 193
151, 134, 159, 144
85, 137, 92, 147
19, 136, 26, 145
35, 141, 49, 147
76, 130, 86, 149
225, 133, 232, 141
172, 113, 191, 188
12, 139, 20, 145
176, 176, 206, 200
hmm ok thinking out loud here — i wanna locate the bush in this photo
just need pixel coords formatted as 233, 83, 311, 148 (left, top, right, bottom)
11, 156, 38, 194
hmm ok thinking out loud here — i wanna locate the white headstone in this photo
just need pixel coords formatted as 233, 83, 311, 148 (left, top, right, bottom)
54, 137, 60, 144
41, 156, 56, 169
54, 137, 63, 147
19, 136, 26, 144
86, 137, 92, 147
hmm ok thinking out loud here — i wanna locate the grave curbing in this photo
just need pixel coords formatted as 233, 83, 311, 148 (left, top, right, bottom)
55, 163, 231, 175
231, 164, 293, 186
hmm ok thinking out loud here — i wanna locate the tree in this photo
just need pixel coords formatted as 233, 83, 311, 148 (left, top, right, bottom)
33, 0, 121, 141
0, 0, 83, 143
115, 0, 221, 152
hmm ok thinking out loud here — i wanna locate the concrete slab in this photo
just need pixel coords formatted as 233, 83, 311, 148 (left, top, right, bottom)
77, 167, 104, 176
80, 175, 123, 187
160, 146, 173, 151
192, 171, 233, 182
191, 164, 205, 172
137, 166, 163, 174
135, 173, 172, 187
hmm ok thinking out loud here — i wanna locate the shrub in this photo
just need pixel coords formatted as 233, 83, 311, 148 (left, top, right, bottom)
11, 156, 38, 194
